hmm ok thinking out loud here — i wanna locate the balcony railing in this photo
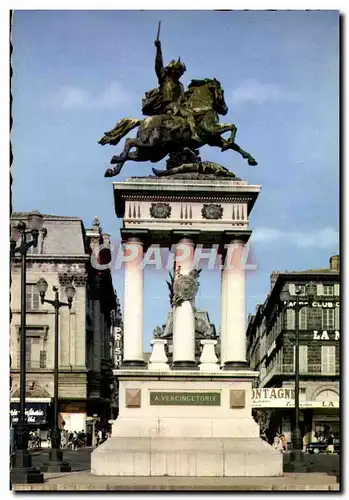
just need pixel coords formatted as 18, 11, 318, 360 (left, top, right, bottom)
268, 363, 338, 376
26, 360, 46, 369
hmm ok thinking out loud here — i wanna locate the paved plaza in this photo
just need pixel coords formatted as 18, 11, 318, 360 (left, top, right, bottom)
11, 448, 340, 491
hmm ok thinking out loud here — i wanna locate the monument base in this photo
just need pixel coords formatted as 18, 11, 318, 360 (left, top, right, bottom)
91, 370, 282, 477
91, 437, 282, 477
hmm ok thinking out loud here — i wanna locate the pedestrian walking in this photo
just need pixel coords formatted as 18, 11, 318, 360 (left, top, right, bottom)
281, 434, 287, 451
72, 430, 79, 451
326, 433, 334, 454
273, 434, 283, 452
96, 429, 103, 447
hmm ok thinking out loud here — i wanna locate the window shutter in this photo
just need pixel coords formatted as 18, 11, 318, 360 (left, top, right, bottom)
334, 284, 340, 296
300, 307, 307, 330
293, 345, 295, 372
335, 307, 340, 330
289, 284, 296, 295
40, 350, 46, 368
287, 309, 296, 329
299, 345, 308, 373
317, 284, 324, 295
321, 345, 336, 374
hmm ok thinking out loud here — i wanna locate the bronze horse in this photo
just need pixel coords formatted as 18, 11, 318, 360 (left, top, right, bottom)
99, 78, 257, 177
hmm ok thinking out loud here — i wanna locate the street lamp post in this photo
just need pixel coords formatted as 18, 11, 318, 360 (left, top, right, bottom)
10, 211, 45, 484
36, 278, 76, 472
280, 283, 317, 472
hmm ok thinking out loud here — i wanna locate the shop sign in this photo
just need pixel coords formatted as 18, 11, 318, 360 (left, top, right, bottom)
285, 400, 339, 409
10, 403, 48, 424
311, 301, 339, 309
252, 388, 295, 408
283, 301, 339, 309
114, 326, 123, 367
252, 388, 339, 409
313, 330, 340, 341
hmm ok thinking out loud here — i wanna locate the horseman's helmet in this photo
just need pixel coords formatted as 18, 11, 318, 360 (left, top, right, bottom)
166, 58, 186, 74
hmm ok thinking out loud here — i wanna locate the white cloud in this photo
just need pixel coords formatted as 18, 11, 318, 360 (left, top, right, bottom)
46, 81, 131, 110
230, 79, 301, 105
252, 227, 339, 249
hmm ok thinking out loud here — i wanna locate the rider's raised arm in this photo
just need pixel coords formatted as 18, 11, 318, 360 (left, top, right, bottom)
154, 40, 165, 82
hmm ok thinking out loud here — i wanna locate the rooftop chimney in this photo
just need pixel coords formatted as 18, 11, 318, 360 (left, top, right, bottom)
330, 255, 339, 272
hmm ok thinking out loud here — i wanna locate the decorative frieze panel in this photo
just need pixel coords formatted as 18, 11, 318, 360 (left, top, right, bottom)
58, 272, 87, 287
23, 262, 87, 274
232, 204, 246, 221
123, 200, 249, 230
150, 202, 171, 219
127, 202, 141, 220
201, 204, 223, 220
180, 204, 193, 222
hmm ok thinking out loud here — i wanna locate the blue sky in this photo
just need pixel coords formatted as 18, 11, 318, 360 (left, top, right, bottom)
11, 10, 339, 349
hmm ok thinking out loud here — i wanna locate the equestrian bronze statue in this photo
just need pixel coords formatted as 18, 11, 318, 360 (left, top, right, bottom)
99, 23, 257, 178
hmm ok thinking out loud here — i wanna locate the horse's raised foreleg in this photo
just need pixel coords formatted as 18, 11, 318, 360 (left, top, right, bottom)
229, 142, 258, 166
213, 123, 237, 150
110, 138, 142, 164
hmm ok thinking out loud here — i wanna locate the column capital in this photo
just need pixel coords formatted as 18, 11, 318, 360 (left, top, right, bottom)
120, 229, 150, 251
170, 230, 201, 246
222, 230, 252, 244
218, 230, 252, 256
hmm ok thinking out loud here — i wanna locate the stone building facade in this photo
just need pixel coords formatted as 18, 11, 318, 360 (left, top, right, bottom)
10, 213, 118, 436
246, 255, 340, 444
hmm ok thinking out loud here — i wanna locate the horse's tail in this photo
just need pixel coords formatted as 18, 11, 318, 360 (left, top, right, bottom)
98, 118, 141, 146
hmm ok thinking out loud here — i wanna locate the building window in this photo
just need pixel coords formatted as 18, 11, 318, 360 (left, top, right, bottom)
300, 307, 307, 330
26, 285, 40, 311
322, 309, 335, 329
323, 285, 334, 296
289, 283, 307, 295
293, 345, 308, 373
321, 345, 335, 374
25, 337, 46, 369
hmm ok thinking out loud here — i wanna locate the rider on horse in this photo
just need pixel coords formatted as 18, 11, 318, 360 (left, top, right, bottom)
142, 39, 200, 141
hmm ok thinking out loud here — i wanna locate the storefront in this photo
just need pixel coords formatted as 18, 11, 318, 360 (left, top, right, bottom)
251, 387, 340, 443
59, 400, 87, 432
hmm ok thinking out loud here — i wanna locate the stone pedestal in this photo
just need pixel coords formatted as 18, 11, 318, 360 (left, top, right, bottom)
90, 176, 282, 477
199, 339, 219, 371
148, 339, 170, 371
91, 370, 282, 476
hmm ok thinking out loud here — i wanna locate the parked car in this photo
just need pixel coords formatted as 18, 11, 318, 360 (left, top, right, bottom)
306, 438, 340, 454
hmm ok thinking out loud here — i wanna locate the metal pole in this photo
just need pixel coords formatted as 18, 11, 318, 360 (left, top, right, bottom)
294, 295, 300, 449
290, 293, 304, 471
19, 232, 27, 434
40, 287, 71, 472
53, 292, 59, 442
11, 230, 44, 484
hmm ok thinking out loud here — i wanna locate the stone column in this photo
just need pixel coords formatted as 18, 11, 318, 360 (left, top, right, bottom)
122, 237, 145, 367
220, 239, 248, 369
219, 256, 227, 366
172, 238, 196, 369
